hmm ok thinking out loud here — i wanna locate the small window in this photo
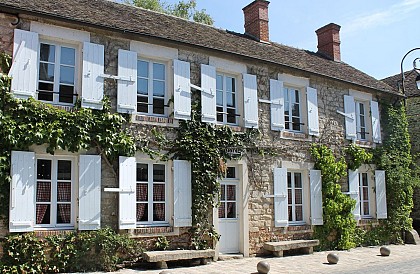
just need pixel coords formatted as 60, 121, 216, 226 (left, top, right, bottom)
136, 162, 167, 224
355, 101, 368, 140
38, 42, 77, 105
287, 171, 303, 222
284, 87, 302, 132
216, 74, 238, 125
359, 172, 370, 217
137, 60, 166, 116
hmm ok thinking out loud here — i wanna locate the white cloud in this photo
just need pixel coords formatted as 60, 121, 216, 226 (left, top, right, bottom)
343, 0, 420, 36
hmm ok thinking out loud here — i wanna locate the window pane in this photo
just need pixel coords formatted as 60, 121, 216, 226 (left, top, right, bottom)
288, 206, 292, 221
136, 164, 148, 181
292, 117, 301, 131
57, 204, 71, 223
137, 96, 148, 113
37, 160, 52, 180
295, 206, 303, 221
153, 98, 165, 115
226, 202, 236, 218
57, 182, 71, 202
227, 108, 236, 124
153, 184, 165, 201
36, 204, 50, 224
359, 103, 365, 115
57, 160, 71, 180
288, 189, 292, 204
153, 164, 165, 182
138, 61, 148, 77
153, 203, 165, 221
294, 173, 302, 188
60, 66, 75, 85
220, 185, 226, 201
36, 182, 51, 202
153, 80, 165, 97
287, 172, 291, 188
226, 92, 235, 107
216, 106, 223, 122
40, 43, 55, 62
61, 47, 75, 66
38, 82, 54, 92
226, 77, 234, 92
284, 89, 289, 102
59, 85, 74, 104
38, 90, 54, 102
136, 183, 148, 201
227, 185, 236, 200
295, 189, 302, 204
136, 203, 148, 222
363, 188, 369, 200
216, 91, 223, 106
363, 202, 369, 215
294, 89, 300, 103
292, 103, 300, 117
226, 167, 236, 179
218, 203, 225, 218
39, 63, 55, 82
153, 63, 165, 80
216, 75, 223, 90
137, 79, 148, 95
362, 173, 368, 186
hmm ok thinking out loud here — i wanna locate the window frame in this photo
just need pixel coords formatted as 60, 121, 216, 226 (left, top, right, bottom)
283, 86, 303, 132
34, 155, 76, 230
359, 172, 372, 218
287, 170, 305, 224
218, 166, 239, 220
37, 39, 80, 106
136, 161, 169, 227
136, 58, 168, 117
216, 73, 239, 125
355, 100, 368, 141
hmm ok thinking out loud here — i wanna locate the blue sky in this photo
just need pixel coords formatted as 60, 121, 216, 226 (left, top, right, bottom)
125, 0, 420, 80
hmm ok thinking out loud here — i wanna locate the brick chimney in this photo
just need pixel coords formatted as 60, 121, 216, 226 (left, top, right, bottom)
243, 0, 270, 42
315, 23, 341, 62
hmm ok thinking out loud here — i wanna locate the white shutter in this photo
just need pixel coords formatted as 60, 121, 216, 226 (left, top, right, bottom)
10, 151, 35, 232
119, 156, 137, 229
173, 59, 191, 120
173, 160, 192, 227
307, 87, 320, 136
78, 155, 101, 230
117, 49, 137, 114
201, 64, 217, 123
274, 168, 288, 227
9, 29, 39, 99
375, 170, 387, 219
371, 101, 382, 143
243, 73, 258, 128
310, 170, 323, 225
344, 95, 356, 140
348, 169, 361, 220
270, 79, 285, 131
82, 42, 104, 110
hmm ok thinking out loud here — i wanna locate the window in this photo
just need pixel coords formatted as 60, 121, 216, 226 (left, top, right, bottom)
136, 163, 167, 224
284, 87, 302, 132
287, 171, 303, 222
216, 74, 238, 125
35, 157, 74, 227
137, 60, 166, 116
218, 167, 238, 219
38, 42, 77, 105
355, 101, 368, 140
359, 172, 370, 217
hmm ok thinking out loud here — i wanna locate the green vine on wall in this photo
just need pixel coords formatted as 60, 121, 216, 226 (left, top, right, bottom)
0, 52, 136, 223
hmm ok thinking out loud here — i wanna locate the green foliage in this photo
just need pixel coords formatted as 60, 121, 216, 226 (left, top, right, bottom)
0, 228, 141, 273
311, 144, 357, 250
154, 235, 169, 251
353, 226, 389, 247
131, 0, 214, 25
344, 143, 373, 171
373, 102, 415, 243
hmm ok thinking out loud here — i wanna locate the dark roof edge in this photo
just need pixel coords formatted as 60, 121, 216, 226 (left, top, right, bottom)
0, 3, 400, 96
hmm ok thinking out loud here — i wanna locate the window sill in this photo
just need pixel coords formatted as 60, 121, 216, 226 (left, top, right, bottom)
280, 131, 310, 141
355, 140, 374, 148
358, 218, 379, 227
286, 224, 312, 234
128, 226, 181, 238
132, 114, 178, 127
34, 229, 74, 238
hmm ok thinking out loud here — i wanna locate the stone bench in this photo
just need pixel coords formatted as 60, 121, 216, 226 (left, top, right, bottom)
263, 239, 319, 257
143, 249, 215, 269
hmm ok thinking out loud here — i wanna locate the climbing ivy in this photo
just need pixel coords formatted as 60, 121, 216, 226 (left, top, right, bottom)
373, 102, 415, 243
344, 143, 372, 171
0, 52, 136, 223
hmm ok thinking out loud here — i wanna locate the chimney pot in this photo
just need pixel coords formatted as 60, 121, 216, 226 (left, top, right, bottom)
243, 0, 270, 42
316, 23, 341, 62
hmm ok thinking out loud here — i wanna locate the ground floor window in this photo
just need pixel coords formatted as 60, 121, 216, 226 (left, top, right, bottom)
136, 162, 167, 225
359, 172, 370, 217
35, 157, 74, 227
288, 171, 303, 222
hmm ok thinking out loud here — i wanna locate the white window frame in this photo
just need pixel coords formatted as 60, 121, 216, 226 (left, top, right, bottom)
287, 170, 305, 224
355, 100, 368, 141
349, 90, 374, 143
136, 58, 168, 117
37, 40, 79, 106
136, 161, 169, 226
359, 172, 372, 218
34, 155, 76, 230
216, 73, 239, 125
284, 86, 303, 132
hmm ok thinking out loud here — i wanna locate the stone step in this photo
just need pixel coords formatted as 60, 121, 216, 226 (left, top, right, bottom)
218, 253, 244, 261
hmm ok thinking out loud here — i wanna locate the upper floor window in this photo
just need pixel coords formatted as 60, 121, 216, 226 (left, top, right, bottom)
137, 60, 166, 116
136, 162, 167, 225
35, 157, 74, 228
284, 87, 302, 132
287, 171, 303, 223
355, 101, 368, 140
38, 42, 77, 105
216, 74, 238, 125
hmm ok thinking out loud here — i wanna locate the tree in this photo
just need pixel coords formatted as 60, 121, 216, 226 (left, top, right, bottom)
131, 0, 214, 25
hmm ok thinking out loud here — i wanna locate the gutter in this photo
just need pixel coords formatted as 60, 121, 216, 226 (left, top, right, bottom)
0, 4, 401, 97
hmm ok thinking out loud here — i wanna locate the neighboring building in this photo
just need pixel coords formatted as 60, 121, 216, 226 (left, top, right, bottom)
0, 0, 397, 256
383, 70, 420, 229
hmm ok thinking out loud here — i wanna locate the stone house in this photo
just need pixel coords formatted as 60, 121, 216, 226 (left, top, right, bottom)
0, 0, 397, 256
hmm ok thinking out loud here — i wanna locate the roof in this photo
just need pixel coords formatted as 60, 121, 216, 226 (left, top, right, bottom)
382, 71, 419, 97
0, 0, 397, 95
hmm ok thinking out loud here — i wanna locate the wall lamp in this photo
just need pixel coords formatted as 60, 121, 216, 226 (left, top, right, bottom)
401, 48, 420, 96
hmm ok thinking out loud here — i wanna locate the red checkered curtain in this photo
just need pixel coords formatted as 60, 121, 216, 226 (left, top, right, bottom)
36, 205, 49, 224
136, 184, 148, 201
36, 182, 51, 224
136, 204, 147, 221
226, 185, 235, 217
153, 184, 165, 221
154, 204, 165, 221
57, 204, 71, 223
57, 182, 71, 202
